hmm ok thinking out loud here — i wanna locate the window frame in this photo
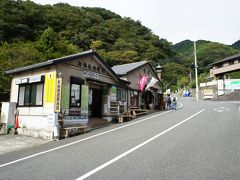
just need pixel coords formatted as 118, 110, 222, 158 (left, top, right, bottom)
69, 77, 84, 108
117, 88, 127, 102
17, 82, 44, 107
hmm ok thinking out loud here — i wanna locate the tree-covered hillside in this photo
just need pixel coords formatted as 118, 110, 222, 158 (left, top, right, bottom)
174, 40, 240, 73
231, 40, 240, 50
1, 0, 238, 102
173, 40, 240, 89
0, 0, 188, 101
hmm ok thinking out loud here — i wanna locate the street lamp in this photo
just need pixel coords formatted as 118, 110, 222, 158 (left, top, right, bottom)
155, 63, 163, 81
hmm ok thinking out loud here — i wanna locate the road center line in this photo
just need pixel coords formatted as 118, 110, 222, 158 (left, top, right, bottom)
76, 109, 205, 180
239, 105, 240, 118
0, 103, 183, 168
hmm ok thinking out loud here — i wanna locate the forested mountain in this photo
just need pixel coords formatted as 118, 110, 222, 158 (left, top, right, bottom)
0, 0, 189, 101
0, 0, 239, 102
174, 40, 240, 73
231, 40, 240, 50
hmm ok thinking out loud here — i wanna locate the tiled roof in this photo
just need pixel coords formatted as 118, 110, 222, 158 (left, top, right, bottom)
209, 54, 240, 66
5, 50, 130, 85
112, 61, 148, 75
5, 50, 94, 75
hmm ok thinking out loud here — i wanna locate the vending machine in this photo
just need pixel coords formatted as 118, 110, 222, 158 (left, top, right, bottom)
0, 102, 16, 134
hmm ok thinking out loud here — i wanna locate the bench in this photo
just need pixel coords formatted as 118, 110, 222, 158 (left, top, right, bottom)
131, 110, 147, 117
118, 112, 134, 123
61, 126, 87, 138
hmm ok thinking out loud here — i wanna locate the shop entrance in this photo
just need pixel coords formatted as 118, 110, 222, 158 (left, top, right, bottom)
89, 88, 102, 118
143, 90, 153, 109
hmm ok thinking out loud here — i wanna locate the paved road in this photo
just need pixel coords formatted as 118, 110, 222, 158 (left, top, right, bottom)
0, 97, 240, 180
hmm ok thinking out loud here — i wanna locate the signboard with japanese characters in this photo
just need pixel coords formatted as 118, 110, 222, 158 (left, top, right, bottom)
55, 78, 62, 112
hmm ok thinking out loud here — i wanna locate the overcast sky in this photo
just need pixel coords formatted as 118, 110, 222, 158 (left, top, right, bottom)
32, 0, 240, 45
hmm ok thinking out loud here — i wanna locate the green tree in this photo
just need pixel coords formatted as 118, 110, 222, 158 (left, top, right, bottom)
177, 76, 189, 89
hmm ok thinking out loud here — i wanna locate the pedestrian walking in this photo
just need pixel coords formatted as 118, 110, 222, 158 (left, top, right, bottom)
166, 94, 172, 110
172, 94, 177, 110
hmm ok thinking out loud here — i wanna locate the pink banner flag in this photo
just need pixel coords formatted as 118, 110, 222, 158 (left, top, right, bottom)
139, 75, 148, 92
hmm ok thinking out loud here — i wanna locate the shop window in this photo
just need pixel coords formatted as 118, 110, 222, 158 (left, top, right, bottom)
97, 67, 101, 73
102, 68, 106, 74
130, 91, 138, 107
117, 88, 126, 101
117, 89, 121, 101
70, 77, 84, 107
70, 84, 81, 107
88, 64, 91, 70
18, 83, 43, 106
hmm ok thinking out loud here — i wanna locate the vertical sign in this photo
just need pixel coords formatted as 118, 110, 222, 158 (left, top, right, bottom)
61, 84, 70, 109
81, 85, 88, 115
217, 79, 224, 96
44, 72, 56, 104
55, 78, 62, 112
139, 75, 148, 92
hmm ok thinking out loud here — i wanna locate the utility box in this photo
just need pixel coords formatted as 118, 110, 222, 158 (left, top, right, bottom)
0, 102, 16, 134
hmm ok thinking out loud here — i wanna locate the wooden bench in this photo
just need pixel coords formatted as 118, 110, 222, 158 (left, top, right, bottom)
61, 126, 87, 138
118, 112, 134, 123
131, 110, 147, 117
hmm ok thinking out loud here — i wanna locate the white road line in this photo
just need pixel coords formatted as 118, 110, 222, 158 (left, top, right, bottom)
76, 109, 205, 180
0, 103, 183, 168
239, 105, 240, 118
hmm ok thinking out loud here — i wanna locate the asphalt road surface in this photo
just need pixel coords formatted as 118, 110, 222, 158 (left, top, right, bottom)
0, 97, 240, 180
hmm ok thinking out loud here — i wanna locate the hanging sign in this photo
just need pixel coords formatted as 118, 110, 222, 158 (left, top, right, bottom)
44, 72, 56, 104
83, 71, 99, 79
81, 85, 89, 115
29, 75, 42, 83
139, 75, 148, 92
15, 78, 28, 85
55, 78, 62, 112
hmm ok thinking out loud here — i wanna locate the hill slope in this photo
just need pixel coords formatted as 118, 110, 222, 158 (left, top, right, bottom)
231, 40, 240, 50
0, 0, 187, 101
174, 40, 240, 73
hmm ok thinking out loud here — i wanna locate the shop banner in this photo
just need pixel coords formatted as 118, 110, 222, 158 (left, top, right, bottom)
145, 77, 158, 91
139, 75, 148, 92
81, 85, 89, 115
55, 78, 62, 112
217, 79, 224, 96
61, 84, 70, 109
225, 79, 240, 90
63, 115, 88, 126
44, 72, 56, 104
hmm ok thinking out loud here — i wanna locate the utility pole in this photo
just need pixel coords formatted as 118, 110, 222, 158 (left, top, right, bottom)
194, 41, 199, 102
189, 70, 192, 82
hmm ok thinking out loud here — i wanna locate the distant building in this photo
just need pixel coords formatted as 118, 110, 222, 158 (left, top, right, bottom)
112, 61, 163, 110
209, 54, 240, 80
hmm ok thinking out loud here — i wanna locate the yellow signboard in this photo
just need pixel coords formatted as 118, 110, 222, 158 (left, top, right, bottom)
44, 72, 56, 104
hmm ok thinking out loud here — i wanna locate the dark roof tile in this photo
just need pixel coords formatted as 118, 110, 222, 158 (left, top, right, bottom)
112, 61, 148, 75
